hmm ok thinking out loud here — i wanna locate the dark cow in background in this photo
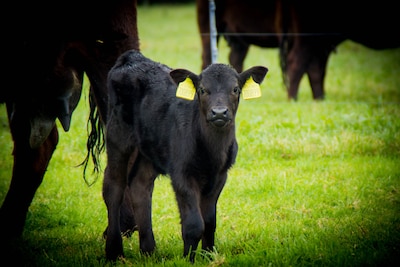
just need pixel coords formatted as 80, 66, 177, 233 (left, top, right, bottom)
197, 0, 280, 72
103, 50, 268, 262
280, 1, 400, 100
197, 0, 400, 100
0, 0, 139, 245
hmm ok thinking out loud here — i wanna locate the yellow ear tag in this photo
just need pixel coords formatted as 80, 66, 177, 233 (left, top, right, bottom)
176, 77, 196, 100
242, 76, 262, 100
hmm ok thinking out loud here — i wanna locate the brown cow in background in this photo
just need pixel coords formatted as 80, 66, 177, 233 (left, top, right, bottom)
0, 0, 139, 246
197, 0, 400, 100
197, 0, 280, 72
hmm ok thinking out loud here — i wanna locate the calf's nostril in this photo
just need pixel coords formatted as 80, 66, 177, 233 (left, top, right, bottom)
211, 107, 228, 117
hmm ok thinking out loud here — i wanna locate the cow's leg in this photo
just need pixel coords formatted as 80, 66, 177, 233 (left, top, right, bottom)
103, 146, 135, 260
196, 0, 212, 70
307, 52, 330, 100
228, 40, 249, 73
0, 104, 58, 241
200, 34, 212, 70
172, 177, 204, 262
200, 172, 227, 252
285, 42, 310, 101
127, 155, 157, 254
287, 69, 304, 101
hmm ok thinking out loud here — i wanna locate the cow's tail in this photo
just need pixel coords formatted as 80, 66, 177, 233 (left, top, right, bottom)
80, 91, 105, 186
279, 37, 289, 90
278, 0, 291, 90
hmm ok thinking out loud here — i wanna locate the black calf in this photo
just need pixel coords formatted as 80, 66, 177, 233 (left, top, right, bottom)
103, 50, 268, 262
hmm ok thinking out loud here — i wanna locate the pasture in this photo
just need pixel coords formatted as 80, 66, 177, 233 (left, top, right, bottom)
1, 3, 399, 266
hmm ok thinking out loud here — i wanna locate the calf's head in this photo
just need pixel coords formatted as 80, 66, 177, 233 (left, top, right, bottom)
170, 64, 268, 128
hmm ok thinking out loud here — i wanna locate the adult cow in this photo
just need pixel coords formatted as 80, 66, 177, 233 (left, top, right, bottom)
197, 0, 400, 100
103, 50, 268, 262
0, 0, 139, 244
280, 1, 400, 100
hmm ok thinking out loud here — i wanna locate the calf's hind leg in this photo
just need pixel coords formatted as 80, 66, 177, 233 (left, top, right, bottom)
102, 186, 137, 239
127, 155, 157, 254
103, 147, 136, 260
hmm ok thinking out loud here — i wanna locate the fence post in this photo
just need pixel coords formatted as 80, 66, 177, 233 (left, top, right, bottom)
209, 0, 218, 63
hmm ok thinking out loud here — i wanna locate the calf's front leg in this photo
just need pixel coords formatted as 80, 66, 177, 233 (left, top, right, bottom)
200, 172, 227, 252
173, 177, 204, 262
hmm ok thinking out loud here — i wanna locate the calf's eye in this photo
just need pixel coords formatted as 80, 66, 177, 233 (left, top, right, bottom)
233, 86, 239, 94
199, 86, 206, 95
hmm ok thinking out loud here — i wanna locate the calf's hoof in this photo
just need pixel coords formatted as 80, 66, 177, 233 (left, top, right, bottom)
105, 236, 124, 261
106, 248, 124, 262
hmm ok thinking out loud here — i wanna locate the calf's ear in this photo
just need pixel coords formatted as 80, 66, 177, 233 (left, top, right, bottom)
170, 69, 200, 101
169, 69, 198, 85
239, 66, 268, 100
240, 66, 268, 85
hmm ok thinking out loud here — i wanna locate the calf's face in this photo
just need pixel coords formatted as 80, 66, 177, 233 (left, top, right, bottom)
170, 64, 268, 129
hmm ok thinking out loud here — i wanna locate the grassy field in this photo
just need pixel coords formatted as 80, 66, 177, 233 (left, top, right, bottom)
1, 3, 400, 266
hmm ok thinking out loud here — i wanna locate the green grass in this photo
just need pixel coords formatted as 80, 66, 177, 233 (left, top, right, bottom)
1, 3, 400, 266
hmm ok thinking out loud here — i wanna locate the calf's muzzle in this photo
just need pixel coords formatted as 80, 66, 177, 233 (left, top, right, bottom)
209, 106, 230, 127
